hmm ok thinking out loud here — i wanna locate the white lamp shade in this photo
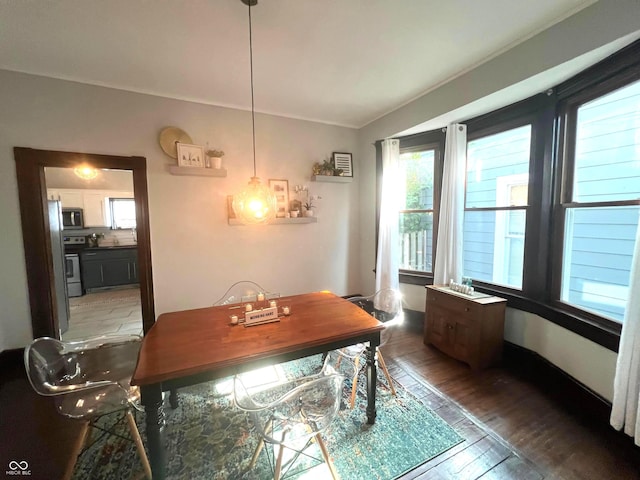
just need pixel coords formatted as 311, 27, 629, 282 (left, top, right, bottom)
232, 177, 277, 224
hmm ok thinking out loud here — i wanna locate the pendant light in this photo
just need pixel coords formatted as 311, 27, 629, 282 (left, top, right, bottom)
232, 0, 277, 225
73, 164, 99, 180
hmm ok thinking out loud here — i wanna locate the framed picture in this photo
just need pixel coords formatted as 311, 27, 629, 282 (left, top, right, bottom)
268, 179, 289, 217
226, 195, 236, 219
332, 152, 353, 177
176, 143, 204, 167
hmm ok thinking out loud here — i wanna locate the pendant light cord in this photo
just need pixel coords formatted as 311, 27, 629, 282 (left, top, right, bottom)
248, 3, 257, 178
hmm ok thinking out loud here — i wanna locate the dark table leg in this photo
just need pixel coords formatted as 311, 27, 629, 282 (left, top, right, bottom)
365, 335, 380, 424
141, 384, 166, 479
169, 388, 179, 409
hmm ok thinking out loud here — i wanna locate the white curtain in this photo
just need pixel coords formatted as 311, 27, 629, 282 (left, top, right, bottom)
375, 139, 400, 295
611, 218, 640, 445
433, 123, 467, 285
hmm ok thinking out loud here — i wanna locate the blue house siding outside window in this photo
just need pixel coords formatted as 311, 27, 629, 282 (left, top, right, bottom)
560, 79, 640, 323
463, 125, 531, 289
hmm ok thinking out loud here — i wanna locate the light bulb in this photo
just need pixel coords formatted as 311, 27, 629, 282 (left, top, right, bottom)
232, 177, 277, 224
73, 165, 99, 180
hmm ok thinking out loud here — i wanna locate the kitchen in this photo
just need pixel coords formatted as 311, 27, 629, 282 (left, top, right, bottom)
45, 166, 142, 341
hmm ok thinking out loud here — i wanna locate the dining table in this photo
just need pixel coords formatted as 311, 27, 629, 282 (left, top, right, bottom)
131, 290, 385, 479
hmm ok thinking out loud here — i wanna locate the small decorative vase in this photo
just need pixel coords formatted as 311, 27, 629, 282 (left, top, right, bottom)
304, 210, 314, 217
290, 210, 299, 218
212, 157, 222, 169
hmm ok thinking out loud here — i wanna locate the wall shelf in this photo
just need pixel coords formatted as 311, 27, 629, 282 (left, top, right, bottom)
228, 217, 317, 226
168, 166, 227, 177
311, 175, 352, 183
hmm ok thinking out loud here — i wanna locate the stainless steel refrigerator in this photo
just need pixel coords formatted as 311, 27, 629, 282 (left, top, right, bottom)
48, 200, 69, 336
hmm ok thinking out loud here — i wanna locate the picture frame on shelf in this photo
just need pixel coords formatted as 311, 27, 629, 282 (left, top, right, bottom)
176, 143, 205, 167
268, 179, 290, 218
226, 195, 237, 219
332, 152, 353, 177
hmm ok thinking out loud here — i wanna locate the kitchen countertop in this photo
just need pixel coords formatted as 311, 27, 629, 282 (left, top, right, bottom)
85, 245, 138, 250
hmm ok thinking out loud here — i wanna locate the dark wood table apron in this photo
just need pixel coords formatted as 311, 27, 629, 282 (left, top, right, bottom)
131, 291, 384, 479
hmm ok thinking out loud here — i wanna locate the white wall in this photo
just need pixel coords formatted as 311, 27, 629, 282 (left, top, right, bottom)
0, 70, 359, 351
357, 0, 640, 400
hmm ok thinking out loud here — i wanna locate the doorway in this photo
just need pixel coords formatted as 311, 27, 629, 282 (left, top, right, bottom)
44, 166, 143, 341
14, 147, 155, 339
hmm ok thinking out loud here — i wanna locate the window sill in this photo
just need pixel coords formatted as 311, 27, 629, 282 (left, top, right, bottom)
469, 286, 621, 352
399, 272, 432, 286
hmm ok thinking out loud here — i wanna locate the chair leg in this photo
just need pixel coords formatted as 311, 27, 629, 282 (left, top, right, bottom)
349, 355, 360, 409
126, 410, 153, 480
249, 418, 272, 469
377, 349, 396, 396
62, 421, 91, 480
315, 433, 339, 480
274, 429, 288, 480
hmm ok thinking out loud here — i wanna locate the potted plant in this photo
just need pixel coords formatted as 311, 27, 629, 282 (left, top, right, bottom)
312, 158, 343, 176
303, 201, 314, 217
205, 149, 224, 169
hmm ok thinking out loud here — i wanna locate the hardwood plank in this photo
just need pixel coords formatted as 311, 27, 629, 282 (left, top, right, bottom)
479, 456, 545, 480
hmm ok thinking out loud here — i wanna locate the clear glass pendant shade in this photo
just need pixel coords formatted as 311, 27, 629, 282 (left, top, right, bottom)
232, 176, 277, 224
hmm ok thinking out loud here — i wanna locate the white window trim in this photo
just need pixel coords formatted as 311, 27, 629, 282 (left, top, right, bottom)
493, 173, 528, 286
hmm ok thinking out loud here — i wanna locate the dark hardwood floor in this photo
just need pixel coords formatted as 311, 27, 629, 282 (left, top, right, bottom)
386, 321, 640, 480
2, 321, 639, 479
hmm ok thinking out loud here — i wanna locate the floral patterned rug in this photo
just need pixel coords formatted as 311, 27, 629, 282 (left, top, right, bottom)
72, 355, 463, 480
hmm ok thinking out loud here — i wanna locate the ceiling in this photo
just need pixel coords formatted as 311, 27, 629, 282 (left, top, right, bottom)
0, 0, 600, 128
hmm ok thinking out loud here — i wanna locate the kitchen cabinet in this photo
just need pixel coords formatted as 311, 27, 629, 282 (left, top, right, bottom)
47, 188, 134, 227
82, 192, 107, 227
49, 189, 83, 208
80, 248, 138, 290
423, 285, 506, 370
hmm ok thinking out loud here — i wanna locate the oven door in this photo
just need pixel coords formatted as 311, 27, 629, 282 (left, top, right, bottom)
64, 254, 82, 297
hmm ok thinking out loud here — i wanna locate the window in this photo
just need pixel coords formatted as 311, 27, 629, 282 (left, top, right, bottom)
398, 149, 435, 273
558, 79, 640, 323
464, 125, 531, 289
109, 198, 136, 229
375, 40, 640, 349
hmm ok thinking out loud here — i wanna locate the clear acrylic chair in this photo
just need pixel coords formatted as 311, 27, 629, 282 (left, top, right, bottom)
339, 288, 403, 408
234, 351, 350, 480
213, 280, 280, 306
23, 335, 151, 480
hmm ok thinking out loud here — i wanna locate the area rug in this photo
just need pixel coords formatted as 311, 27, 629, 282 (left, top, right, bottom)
72, 355, 463, 480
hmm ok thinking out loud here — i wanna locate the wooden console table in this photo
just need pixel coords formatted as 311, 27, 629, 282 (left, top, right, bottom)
423, 285, 506, 370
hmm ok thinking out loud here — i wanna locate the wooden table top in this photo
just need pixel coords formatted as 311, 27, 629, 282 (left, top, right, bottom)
131, 291, 384, 386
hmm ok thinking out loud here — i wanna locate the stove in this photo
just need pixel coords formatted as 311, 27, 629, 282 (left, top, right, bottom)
63, 234, 87, 254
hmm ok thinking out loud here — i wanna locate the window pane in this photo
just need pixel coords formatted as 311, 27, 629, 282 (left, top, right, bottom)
561, 206, 639, 323
574, 80, 640, 202
399, 212, 433, 272
463, 209, 525, 288
466, 125, 531, 208
399, 150, 434, 210
110, 198, 136, 229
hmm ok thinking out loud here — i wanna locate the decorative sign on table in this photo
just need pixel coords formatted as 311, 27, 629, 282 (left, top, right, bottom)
244, 306, 280, 327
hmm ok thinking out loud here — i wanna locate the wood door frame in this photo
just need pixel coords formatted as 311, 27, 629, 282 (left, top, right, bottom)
14, 147, 155, 339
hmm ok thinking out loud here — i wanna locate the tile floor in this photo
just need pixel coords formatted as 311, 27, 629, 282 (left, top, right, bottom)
63, 286, 143, 341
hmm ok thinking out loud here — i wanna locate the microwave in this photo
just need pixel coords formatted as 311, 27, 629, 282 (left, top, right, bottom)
61, 208, 84, 229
